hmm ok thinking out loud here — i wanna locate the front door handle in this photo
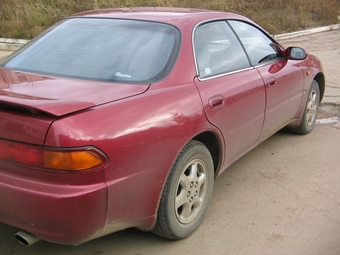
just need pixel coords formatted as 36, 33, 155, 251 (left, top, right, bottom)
268, 77, 277, 87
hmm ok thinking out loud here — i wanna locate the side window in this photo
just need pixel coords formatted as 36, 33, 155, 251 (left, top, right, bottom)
229, 20, 280, 65
194, 21, 250, 78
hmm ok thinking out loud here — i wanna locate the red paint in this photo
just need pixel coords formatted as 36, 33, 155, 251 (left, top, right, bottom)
0, 8, 324, 244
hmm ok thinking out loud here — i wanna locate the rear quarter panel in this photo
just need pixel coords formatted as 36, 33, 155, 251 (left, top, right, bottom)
43, 16, 225, 238
44, 81, 220, 232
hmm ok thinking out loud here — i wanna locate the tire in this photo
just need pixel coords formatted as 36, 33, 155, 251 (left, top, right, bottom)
153, 140, 214, 239
291, 80, 320, 135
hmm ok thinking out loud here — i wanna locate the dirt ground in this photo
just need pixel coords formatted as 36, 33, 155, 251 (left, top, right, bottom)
278, 29, 340, 118
0, 30, 340, 255
1, 126, 339, 255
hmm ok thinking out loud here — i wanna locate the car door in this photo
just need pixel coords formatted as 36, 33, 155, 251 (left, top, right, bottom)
229, 20, 305, 140
193, 21, 266, 167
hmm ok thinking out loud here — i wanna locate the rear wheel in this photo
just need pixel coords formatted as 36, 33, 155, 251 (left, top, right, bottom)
291, 80, 320, 135
153, 140, 214, 239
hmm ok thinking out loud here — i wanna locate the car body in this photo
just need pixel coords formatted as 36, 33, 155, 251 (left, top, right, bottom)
0, 7, 324, 245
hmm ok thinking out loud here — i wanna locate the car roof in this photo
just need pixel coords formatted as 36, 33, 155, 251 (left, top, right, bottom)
70, 7, 252, 26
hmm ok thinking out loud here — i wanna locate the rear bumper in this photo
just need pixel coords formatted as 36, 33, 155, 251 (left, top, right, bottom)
0, 165, 107, 245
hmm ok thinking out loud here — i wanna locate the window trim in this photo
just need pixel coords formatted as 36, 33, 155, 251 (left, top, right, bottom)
197, 66, 256, 82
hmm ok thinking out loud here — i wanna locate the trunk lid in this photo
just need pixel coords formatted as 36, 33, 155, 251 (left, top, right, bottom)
0, 68, 149, 116
0, 68, 149, 144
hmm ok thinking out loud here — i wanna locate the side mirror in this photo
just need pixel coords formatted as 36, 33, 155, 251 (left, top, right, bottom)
286, 47, 307, 60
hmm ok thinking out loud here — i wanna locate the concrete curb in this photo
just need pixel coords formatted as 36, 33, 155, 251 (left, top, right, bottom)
274, 24, 340, 40
0, 24, 339, 51
0, 38, 29, 51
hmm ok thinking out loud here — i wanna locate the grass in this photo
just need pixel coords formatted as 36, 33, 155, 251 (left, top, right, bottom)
0, 0, 339, 39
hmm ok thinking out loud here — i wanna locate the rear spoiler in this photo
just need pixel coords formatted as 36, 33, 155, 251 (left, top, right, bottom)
0, 91, 95, 116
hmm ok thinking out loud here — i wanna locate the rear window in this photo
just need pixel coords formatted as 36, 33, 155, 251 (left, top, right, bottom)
3, 18, 180, 83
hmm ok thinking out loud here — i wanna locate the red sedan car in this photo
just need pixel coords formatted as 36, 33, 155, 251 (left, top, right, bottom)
0, 7, 324, 245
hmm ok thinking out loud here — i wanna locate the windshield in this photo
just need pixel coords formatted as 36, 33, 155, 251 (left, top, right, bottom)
2, 18, 180, 84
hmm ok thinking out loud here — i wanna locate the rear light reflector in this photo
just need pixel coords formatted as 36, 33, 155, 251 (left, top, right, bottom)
0, 139, 107, 171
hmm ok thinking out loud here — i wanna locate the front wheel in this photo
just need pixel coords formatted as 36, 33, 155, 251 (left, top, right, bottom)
153, 140, 214, 239
291, 80, 320, 135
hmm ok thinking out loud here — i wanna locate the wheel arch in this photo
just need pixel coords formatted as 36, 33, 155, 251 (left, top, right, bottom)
192, 131, 223, 178
314, 72, 325, 102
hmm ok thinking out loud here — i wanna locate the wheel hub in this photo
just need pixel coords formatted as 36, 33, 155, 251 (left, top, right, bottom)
175, 160, 207, 224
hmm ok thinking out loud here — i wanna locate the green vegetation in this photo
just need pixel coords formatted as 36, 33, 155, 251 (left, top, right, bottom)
0, 0, 339, 39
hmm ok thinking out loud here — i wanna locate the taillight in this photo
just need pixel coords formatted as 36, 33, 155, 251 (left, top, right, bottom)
0, 139, 107, 171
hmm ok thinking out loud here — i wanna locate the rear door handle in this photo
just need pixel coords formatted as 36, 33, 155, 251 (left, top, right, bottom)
209, 95, 224, 109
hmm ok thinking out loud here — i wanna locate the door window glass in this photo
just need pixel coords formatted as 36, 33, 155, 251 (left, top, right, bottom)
229, 20, 280, 65
194, 21, 250, 78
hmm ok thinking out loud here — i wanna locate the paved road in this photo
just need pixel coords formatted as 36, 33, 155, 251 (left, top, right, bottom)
0, 30, 340, 254
0, 49, 13, 60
